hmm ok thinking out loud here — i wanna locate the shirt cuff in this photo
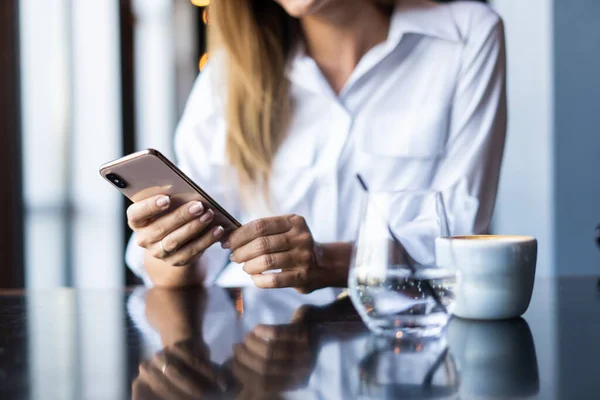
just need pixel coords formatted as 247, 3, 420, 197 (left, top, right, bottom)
125, 233, 155, 287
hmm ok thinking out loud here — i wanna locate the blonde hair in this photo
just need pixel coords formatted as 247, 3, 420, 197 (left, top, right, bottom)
209, 0, 396, 193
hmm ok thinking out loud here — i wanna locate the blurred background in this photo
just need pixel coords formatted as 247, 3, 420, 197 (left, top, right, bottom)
0, 0, 598, 290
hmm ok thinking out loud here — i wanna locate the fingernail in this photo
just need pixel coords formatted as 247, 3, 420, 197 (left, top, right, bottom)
189, 202, 204, 215
254, 325, 271, 338
229, 253, 236, 262
156, 196, 170, 208
163, 366, 174, 378
213, 226, 224, 237
200, 209, 214, 223
221, 240, 230, 249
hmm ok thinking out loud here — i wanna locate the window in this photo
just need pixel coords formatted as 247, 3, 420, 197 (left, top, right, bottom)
18, 0, 204, 289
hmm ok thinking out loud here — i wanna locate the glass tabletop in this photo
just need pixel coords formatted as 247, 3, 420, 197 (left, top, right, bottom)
1, 277, 600, 399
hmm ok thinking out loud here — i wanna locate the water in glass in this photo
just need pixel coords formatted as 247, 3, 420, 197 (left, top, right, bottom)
349, 190, 457, 338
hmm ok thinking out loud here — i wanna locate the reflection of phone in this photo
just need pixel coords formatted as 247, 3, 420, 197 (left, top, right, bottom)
99, 149, 241, 234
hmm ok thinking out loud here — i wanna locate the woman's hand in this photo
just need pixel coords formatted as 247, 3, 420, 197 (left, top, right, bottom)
127, 195, 225, 268
222, 215, 323, 293
135, 289, 236, 399
232, 323, 316, 397
133, 340, 229, 400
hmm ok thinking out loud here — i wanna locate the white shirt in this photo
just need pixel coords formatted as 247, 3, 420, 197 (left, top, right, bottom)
127, 0, 507, 286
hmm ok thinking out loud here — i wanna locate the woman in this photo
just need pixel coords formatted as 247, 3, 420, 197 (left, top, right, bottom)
126, 0, 507, 291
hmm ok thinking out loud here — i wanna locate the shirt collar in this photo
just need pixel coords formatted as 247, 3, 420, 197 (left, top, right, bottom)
388, 0, 462, 45
286, 0, 462, 95
289, 0, 463, 57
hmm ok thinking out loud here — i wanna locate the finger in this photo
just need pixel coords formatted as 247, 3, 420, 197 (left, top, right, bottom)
231, 359, 290, 393
139, 201, 208, 247
138, 361, 194, 400
151, 353, 216, 397
243, 331, 311, 362
149, 209, 215, 258
232, 234, 292, 263
223, 216, 294, 250
162, 225, 225, 266
160, 345, 220, 383
253, 324, 310, 342
241, 251, 294, 275
250, 269, 309, 289
290, 304, 320, 323
132, 378, 162, 400
233, 343, 289, 377
127, 195, 172, 228
171, 339, 210, 358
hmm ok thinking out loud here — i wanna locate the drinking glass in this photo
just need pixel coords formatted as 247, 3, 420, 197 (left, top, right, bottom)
348, 190, 457, 338
358, 335, 459, 399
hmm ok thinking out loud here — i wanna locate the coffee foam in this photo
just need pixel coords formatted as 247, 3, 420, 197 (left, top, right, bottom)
451, 235, 535, 242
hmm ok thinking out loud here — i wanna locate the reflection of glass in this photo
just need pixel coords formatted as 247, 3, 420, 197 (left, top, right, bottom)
359, 335, 459, 399
349, 190, 457, 338
447, 317, 539, 398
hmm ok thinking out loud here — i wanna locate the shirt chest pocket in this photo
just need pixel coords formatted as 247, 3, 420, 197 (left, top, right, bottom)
362, 102, 450, 158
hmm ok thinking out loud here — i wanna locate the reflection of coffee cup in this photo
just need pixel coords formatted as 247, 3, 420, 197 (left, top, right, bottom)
447, 317, 540, 398
436, 235, 537, 320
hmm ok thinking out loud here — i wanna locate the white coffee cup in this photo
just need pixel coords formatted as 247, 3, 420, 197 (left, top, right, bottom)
435, 235, 537, 320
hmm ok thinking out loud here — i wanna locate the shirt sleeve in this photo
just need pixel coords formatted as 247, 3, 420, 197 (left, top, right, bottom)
432, 14, 507, 235
125, 64, 241, 286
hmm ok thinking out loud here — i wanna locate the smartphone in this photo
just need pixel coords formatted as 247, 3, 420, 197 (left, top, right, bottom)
99, 149, 241, 234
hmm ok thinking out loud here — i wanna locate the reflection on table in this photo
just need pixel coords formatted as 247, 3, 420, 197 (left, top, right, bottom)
128, 286, 540, 399
2, 278, 600, 399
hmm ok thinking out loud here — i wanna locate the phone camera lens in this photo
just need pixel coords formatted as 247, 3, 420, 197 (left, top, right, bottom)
106, 173, 127, 189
